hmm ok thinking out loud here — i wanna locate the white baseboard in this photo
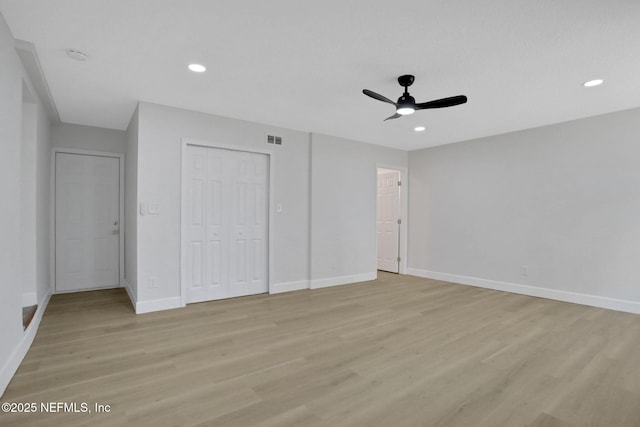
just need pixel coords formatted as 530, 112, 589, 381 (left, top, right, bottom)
0, 288, 52, 397
21, 292, 37, 306
135, 296, 182, 314
270, 280, 309, 294
122, 280, 137, 312
113, 280, 183, 315
407, 268, 640, 315
310, 272, 377, 290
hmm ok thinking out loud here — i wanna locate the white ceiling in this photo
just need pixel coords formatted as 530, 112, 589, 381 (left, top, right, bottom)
2, 0, 640, 150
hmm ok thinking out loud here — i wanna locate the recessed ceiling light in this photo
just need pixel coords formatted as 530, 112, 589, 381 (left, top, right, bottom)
583, 79, 603, 87
414, 126, 426, 132
188, 63, 206, 73
66, 49, 88, 61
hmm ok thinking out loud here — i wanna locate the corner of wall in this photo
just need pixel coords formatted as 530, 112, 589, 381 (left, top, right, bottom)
124, 105, 139, 303
0, 287, 52, 397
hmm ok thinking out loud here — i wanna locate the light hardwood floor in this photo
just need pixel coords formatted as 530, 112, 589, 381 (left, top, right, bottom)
2, 273, 640, 426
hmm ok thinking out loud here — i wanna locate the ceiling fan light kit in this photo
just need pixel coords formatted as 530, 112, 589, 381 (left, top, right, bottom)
363, 74, 467, 121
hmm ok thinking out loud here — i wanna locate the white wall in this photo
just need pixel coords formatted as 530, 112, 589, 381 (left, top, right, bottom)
52, 123, 126, 154
408, 107, 640, 313
133, 102, 311, 310
20, 88, 51, 307
310, 133, 408, 288
125, 106, 139, 301
35, 100, 51, 303
129, 103, 409, 311
0, 13, 25, 396
0, 12, 52, 397
20, 99, 37, 305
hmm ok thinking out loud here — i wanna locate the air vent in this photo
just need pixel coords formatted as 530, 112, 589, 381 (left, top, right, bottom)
266, 134, 282, 146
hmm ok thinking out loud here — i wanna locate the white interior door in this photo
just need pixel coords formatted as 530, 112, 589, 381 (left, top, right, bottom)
55, 153, 120, 292
377, 169, 400, 273
186, 145, 269, 303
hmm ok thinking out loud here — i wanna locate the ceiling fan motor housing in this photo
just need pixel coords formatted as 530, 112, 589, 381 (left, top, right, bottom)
397, 94, 415, 105
397, 94, 416, 114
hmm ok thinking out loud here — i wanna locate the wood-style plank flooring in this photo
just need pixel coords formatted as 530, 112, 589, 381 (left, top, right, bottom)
2, 273, 640, 426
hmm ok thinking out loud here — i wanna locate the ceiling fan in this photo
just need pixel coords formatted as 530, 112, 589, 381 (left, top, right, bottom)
363, 75, 467, 121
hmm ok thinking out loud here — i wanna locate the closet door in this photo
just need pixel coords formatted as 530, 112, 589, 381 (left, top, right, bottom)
228, 151, 269, 297
185, 145, 268, 303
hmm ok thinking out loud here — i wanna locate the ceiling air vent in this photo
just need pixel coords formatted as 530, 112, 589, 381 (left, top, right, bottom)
266, 134, 282, 146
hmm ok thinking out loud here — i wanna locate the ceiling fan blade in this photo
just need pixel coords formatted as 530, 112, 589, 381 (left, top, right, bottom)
384, 112, 402, 121
415, 95, 467, 110
363, 89, 396, 105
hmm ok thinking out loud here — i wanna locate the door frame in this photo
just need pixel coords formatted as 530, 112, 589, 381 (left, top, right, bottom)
376, 163, 408, 275
51, 148, 125, 293
180, 138, 274, 306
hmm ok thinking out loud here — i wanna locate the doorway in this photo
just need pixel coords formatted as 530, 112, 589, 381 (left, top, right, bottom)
183, 144, 269, 304
54, 151, 123, 292
377, 168, 401, 273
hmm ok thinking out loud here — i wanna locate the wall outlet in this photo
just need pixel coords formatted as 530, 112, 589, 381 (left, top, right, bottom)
147, 277, 157, 288
148, 202, 160, 215
521, 265, 529, 276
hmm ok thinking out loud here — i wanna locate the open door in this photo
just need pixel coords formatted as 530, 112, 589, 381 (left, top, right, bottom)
377, 168, 400, 273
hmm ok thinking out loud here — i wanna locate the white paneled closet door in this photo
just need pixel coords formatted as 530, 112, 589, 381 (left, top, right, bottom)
186, 145, 269, 303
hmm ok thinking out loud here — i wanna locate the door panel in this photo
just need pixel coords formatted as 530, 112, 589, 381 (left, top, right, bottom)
186, 146, 268, 303
206, 147, 228, 299
185, 146, 207, 302
55, 153, 120, 291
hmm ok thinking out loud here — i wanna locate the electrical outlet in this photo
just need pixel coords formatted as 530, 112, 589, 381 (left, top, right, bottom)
521, 265, 529, 276
148, 202, 160, 215
148, 277, 157, 288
